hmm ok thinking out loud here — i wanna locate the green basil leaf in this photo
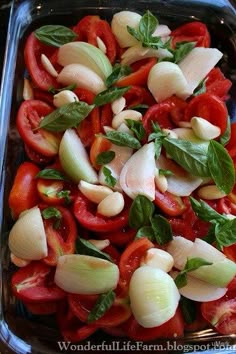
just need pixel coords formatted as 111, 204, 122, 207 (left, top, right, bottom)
184, 257, 213, 272
129, 104, 149, 113
36, 168, 67, 180
87, 289, 115, 323
180, 297, 197, 324
139, 10, 158, 40
48, 84, 76, 94
150, 215, 173, 245
143, 35, 164, 49
220, 116, 231, 146
129, 195, 154, 229
163, 138, 210, 177
41, 207, 62, 229
94, 86, 130, 107
159, 169, 173, 176
173, 41, 196, 64
105, 65, 132, 87
102, 167, 117, 188
135, 226, 155, 241
207, 140, 235, 194
127, 26, 143, 42
96, 151, 115, 165
75, 238, 112, 262
193, 78, 207, 97
38, 102, 95, 132
56, 190, 71, 204
105, 131, 141, 149
125, 119, 145, 141
34, 25, 77, 47
203, 224, 217, 244
154, 137, 164, 159
215, 219, 236, 249
189, 197, 226, 224
175, 272, 187, 288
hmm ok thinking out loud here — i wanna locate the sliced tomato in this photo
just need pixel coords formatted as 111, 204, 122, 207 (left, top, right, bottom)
17, 100, 60, 157
89, 136, 112, 170
11, 261, 66, 302
73, 192, 130, 232
217, 197, 236, 216
24, 144, 54, 165
171, 21, 210, 48
124, 308, 184, 341
226, 122, 236, 158
23, 300, 58, 315
201, 289, 236, 335
154, 190, 186, 217
33, 88, 54, 105
100, 103, 113, 128
169, 218, 195, 241
24, 32, 60, 91
223, 244, 236, 262
206, 68, 232, 100
37, 178, 76, 205
116, 58, 157, 87
97, 227, 136, 247
103, 244, 121, 264
8, 161, 40, 219
41, 205, 77, 266
124, 85, 156, 108
184, 93, 228, 134
72, 15, 100, 40
68, 294, 131, 327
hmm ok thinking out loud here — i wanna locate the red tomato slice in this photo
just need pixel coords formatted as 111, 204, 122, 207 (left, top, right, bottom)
97, 227, 136, 247
226, 122, 236, 158
72, 15, 100, 40
184, 93, 228, 134
37, 177, 77, 205
24, 32, 60, 91
73, 192, 130, 232
116, 58, 157, 87
224, 244, 236, 262
90, 136, 112, 170
8, 161, 40, 219
33, 88, 54, 105
169, 218, 195, 241
100, 103, 113, 128
171, 21, 210, 48
217, 197, 236, 216
201, 289, 236, 335
124, 308, 184, 341
17, 100, 60, 157
206, 68, 232, 100
41, 205, 77, 266
23, 300, 58, 315
68, 294, 131, 327
154, 190, 186, 217
124, 85, 156, 108
11, 261, 66, 302
24, 144, 54, 165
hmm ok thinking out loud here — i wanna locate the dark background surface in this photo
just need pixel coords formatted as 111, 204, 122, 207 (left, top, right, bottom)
0, 1, 11, 80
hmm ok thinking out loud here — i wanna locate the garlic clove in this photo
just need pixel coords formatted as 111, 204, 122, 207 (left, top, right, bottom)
53, 90, 79, 108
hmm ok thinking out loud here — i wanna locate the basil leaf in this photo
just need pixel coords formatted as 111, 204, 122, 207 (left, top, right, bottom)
163, 138, 210, 177
127, 26, 143, 42
215, 219, 236, 249
56, 190, 71, 204
135, 226, 155, 240
128, 104, 149, 114
175, 272, 187, 289
34, 25, 77, 47
48, 84, 76, 94
154, 137, 164, 159
159, 169, 173, 176
139, 10, 158, 40
105, 131, 141, 149
75, 238, 111, 262
94, 86, 130, 107
129, 195, 154, 229
203, 224, 217, 244
105, 65, 132, 87
87, 289, 115, 323
193, 78, 207, 97
207, 140, 235, 194
41, 207, 62, 229
102, 167, 117, 188
36, 168, 67, 180
125, 119, 145, 141
38, 102, 95, 132
150, 215, 173, 245
189, 197, 226, 224
180, 297, 197, 324
220, 116, 231, 146
96, 151, 115, 165
173, 41, 196, 64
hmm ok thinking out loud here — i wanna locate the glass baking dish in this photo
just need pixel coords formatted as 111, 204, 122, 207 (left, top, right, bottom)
0, 0, 236, 353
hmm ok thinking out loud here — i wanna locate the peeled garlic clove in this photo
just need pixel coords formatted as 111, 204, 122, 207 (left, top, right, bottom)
96, 36, 107, 54
53, 90, 79, 108
141, 248, 174, 272
111, 11, 141, 48
78, 180, 113, 204
111, 96, 126, 115
97, 191, 125, 217
23, 78, 34, 100
10, 253, 31, 267
8, 206, 48, 261
41, 53, 58, 77
88, 239, 110, 250
197, 184, 226, 200
112, 109, 142, 129
155, 169, 168, 193
191, 117, 221, 140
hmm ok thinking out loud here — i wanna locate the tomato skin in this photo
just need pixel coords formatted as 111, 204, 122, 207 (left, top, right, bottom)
41, 205, 77, 266
124, 308, 184, 341
100, 103, 113, 128
90, 136, 112, 169
142, 101, 175, 135
17, 100, 60, 157
73, 192, 130, 232
201, 289, 236, 335
37, 178, 77, 205
171, 21, 210, 48
24, 33, 60, 91
223, 244, 236, 262
154, 190, 186, 217
97, 227, 136, 247
23, 300, 58, 315
226, 122, 236, 158
184, 93, 228, 134
217, 197, 236, 215
33, 88, 54, 105
116, 58, 157, 87
124, 85, 156, 108
24, 144, 54, 165
68, 294, 131, 327
11, 261, 66, 302
8, 162, 40, 219
169, 218, 195, 241
206, 68, 232, 100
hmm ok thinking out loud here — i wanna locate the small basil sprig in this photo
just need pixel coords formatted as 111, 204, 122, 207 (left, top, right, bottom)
105, 65, 132, 87
41, 207, 62, 229
87, 289, 115, 323
104, 131, 141, 149
48, 84, 76, 94
148, 122, 167, 158
102, 167, 117, 188
96, 151, 115, 165
150, 215, 173, 245
34, 25, 77, 47
125, 119, 145, 141
219, 116, 231, 146
38, 101, 94, 132
189, 197, 226, 224
94, 86, 130, 107
129, 195, 154, 229
175, 257, 213, 288
36, 168, 67, 180
135, 226, 155, 240
56, 190, 71, 204
180, 296, 197, 325
75, 238, 111, 262
173, 41, 196, 64
193, 78, 207, 97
